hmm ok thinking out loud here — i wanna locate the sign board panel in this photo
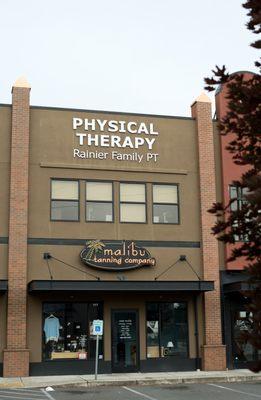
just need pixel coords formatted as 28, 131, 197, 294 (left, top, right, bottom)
93, 320, 103, 335
80, 240, 156, 271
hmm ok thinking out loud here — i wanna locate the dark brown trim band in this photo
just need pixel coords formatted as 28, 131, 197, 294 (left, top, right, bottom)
28, 280, 214, 293
27, 238, 200, 248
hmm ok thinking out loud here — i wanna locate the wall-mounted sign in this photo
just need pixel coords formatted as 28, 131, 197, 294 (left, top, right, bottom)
80, 240, 156, 271
72, 117, 160, 164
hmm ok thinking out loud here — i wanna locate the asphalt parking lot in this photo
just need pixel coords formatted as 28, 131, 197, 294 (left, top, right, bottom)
0, 382, 260, 400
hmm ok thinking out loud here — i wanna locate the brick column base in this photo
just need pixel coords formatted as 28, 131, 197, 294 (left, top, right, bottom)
3, 349, 30, 377
201, 345, 227, 371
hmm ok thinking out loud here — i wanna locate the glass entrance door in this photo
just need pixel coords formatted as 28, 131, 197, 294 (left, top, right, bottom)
111, 309, 139, 372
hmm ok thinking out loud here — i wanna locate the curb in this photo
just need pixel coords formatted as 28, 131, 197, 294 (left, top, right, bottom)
1, 373, 261, 389
48, 375, 261, 389
24, 374, 261, 388
0, 382, 24, 389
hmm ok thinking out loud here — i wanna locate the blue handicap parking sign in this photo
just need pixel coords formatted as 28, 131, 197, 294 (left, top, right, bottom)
93, 320, 103, 335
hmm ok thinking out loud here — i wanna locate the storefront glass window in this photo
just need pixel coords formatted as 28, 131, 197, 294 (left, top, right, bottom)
147, 303, 160, 358
146, 302, 188, 359
86, 181, 113, 222
233, 309, 261, 364
51, 180, 79, 221
229, 185, 249, 241
152, 185, 179, 224
42, 302, 103, 361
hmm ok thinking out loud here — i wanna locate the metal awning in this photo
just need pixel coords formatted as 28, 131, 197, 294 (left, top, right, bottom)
28, 280, 214, 294
0, 280, 7, 293
223, 281, 259, 293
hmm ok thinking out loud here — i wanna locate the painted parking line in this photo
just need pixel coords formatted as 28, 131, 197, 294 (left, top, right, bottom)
0, 394, 45, 400
0, 388, 50, 400
208, 384, 261, 399
1, 389, 42, 394
41, 389, 55, 400
40, 389, 56, 400
122, 386, 159, 400
0, 390, 43, 396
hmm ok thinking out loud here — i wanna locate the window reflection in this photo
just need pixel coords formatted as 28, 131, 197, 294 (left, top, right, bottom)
147, 302, 188, 359
233, 309, 261, 363
43, 303, 103, 361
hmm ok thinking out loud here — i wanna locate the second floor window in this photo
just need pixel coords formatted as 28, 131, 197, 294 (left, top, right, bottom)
230, 185, 249, 242
51, 180, 79, 221
120, 183, 146, 223
153, 184, 179, 224
86, 181, 113, 222
230, 186, 248, 211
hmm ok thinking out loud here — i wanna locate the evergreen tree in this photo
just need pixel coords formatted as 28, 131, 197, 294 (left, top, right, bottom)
205, 0, 261, 372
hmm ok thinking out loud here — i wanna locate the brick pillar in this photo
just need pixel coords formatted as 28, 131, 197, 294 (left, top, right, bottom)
191, 93, 226, 371
3, 77, 31, 377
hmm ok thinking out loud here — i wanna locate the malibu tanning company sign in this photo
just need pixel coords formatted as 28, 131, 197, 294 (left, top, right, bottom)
80, 240, 156, 271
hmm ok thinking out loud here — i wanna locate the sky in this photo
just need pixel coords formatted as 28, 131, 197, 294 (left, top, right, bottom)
0, 0, 258, 117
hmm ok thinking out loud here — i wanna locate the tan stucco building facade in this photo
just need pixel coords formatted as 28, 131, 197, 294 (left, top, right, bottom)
0, 78, 226, 377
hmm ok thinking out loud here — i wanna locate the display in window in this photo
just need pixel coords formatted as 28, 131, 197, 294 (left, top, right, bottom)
44, 314, 61, 343
42, 303, 103, 361
233, 310, 261, 363
147, 320, 159, 357
146, 302, 188, 359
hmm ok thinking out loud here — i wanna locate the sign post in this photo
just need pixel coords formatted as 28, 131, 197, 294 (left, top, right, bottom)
93, 320, 103, 380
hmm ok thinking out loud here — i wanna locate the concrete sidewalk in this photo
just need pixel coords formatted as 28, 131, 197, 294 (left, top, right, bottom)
0, 369, 260, 389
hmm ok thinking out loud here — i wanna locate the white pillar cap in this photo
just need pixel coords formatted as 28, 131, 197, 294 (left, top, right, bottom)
191, 92, 211, 106
12, 76, 31, 89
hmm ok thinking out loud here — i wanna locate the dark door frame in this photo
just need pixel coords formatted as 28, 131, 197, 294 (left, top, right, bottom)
111, 308, 140, 373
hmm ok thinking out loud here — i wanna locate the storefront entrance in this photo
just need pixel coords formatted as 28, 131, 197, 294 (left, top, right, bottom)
111, 309, 139, 372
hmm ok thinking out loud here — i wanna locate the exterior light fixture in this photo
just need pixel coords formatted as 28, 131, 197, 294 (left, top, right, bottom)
43, 253, 52, 260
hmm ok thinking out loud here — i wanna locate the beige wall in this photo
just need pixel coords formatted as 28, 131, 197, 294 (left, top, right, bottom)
0, 296, 7, 362
29, 109, 197, 173
27, 107, 202, 281
25, 108, 206, 365
0, 104, 219, 366
28, 246, 202, 282
0, 246, 8, 280
28, 109, 200, 239
28, 170, 200, 243
0, 106, 11, 239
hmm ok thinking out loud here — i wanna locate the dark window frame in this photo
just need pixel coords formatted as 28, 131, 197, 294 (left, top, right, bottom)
42, 301, 104, 362
229, 185, 248, 211
119, 181, 147, 224
111, 308, 140, 372
152, 183, 180, 225
50, 178, 80, 222
85, 180, 114, 223
145, 301, 189, 360
229, 185, 249, 242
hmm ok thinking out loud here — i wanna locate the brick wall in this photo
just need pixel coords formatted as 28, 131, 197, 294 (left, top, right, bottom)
215, 73, 254, 270
3, 79, 31, 377
191, 94, 226, 370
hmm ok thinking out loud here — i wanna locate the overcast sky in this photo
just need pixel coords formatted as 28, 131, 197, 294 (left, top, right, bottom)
0, 0, 257, 116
